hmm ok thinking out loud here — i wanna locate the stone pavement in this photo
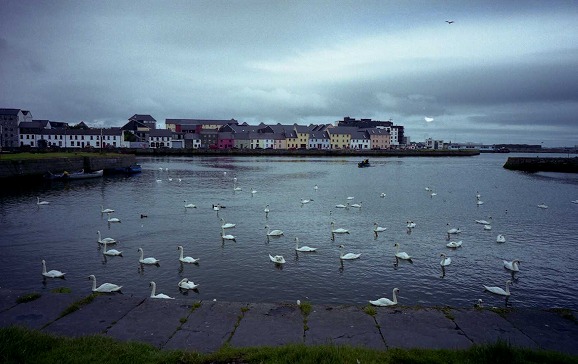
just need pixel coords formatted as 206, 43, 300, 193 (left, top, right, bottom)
0, 289, 576, 356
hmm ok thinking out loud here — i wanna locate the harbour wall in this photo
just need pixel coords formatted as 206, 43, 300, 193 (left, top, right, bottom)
503, 157, 578, 173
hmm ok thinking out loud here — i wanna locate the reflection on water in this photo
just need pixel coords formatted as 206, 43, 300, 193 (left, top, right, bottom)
1, 153, 577, 309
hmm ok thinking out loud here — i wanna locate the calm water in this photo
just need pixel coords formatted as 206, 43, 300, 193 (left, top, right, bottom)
1, 153, 577, 309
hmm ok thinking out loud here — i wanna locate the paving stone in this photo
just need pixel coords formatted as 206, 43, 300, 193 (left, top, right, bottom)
43, 294, 144, 337
0, 291, 82, 330
165, 301, 244, 353
0, 289, 27, 313
502, 309, 578, 355
452, 309, 537, 349
230, 302, 303, 348
375, 308, 471, 349
105, 298, 191, 348
305, 305, 385, 349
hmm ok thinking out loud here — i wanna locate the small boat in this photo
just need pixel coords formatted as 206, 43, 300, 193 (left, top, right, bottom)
358, 159, 370, 168
63, 169, 104, 179
113, 164, 142, 174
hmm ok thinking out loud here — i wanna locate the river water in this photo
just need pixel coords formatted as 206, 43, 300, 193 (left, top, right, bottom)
1, 153, 577, 309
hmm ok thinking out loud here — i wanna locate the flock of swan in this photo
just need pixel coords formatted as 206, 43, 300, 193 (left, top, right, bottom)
34, 168, 571, 307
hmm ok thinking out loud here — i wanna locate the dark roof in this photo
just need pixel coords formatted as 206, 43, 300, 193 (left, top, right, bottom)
366, 128, 390, 136
309, 131, 329, 139
129, 114, 156, 122
149, 129, 173, 137
327, 126, 359, 135
166, 118, 237, 126
121, 120, 150, 131
0, 108, 22, 115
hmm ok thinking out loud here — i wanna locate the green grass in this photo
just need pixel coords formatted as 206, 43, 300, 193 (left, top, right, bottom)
0, 326, 575, 364
50, 287, 72, 294
57, 293, 98, 319
363, 304, 377, 317
15, 293, 41, 304
547, 308, 577, 323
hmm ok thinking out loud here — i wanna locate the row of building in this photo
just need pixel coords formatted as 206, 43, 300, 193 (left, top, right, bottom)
2, 110, 411, 150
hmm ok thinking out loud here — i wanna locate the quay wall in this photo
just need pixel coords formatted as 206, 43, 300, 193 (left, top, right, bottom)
503, 156, 578, 173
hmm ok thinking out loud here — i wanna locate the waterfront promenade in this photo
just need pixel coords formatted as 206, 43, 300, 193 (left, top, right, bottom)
0, 288, 576, 355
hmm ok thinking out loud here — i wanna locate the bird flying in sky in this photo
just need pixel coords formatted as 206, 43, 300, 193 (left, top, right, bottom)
445, 20, 454, 24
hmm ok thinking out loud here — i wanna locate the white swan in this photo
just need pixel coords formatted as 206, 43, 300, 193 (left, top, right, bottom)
496, 234, 506, 243
106, 212, 121, 223
149, 281, 174, 299
484, 225, 492, 230
446, 240, 462, 248
265, 225, 284, 236
97, 230, 117, 245
430, 192, 437, 197
373, 223, 387, 233
264, 204, 270, 217
440, 253, 451, 266
572, 200, 578, 204
178, 278, 199, 290
220, 218, 236, 229
37, 197, 49, 205
475, 219, 490, 225
221, 227, 236, 241
295, 237, 317, 252
251, 188, 257, 195
406, 221, 416, 228
369, 288, 399, 307
41, 260, 65, 278
503, 259, 520, 272
447, 226, 461, 234
300, 198, 313, 204
476, 200, 484, 205
335, 203, 349, 209
138, 248, 159, 265
184, 200, 197, 208
100, 205, 114, 214
233, 178, 242, 191
177, 245, 199, 264
350, 202, 362, 209
330, 222, 349, 234
380, 193, 386, 198
88, 274, 122, 292
102, 241, 122, 256
394, 243, 412, 260
425, 187, 432, 191
269, 254, 286, 264
537, 203, 548, 209
339, 245, 361, 260
484, 280, 511, 296
314, 184, 318, 190
347, 196, 355, 200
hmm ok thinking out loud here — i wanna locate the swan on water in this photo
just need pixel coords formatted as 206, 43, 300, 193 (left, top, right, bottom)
447, 225, 461, 234
177, 245, 199, 264
380, 193, 386, 198
233, 178, 242, 191
102, 241, 122, 256
537, 203, 548, 209
300, 198, 313, 204
406, 221, 416, 228
440, 253, 451, 266
265, 225, 284, 236
264, 204, 270, 218
430, 192, 437, 197
106, 212, 121, 223
373, 223, 387, 234
251, 188, 257, 195
483, 280, 511, 296
425, 187, 432, 191
149, 281, 174, 299
338, 245, 361, 260
347, 196, 355, 200
572, 200, 578, 204
503, 259, 520, 272
475, 219, 491, 225
138, 248, 160, 265
335, 203, 349, 209
97, 230, 117, 245
484, 225, 492, 230
37, 197, 50, 205
350, 202, 362, 209
314, 184, 318, 190
221, 227, 236, 242
496, 234, 506, 243
269, 254, 286, 264
369, 288, 399, 307
394, 243, 412, 261
41, 260, 65, 278
295, 237, 317, 252
101, 205, 114, 214
178, 278, 199, 290
220, 218, 236, 229
446, 240, 462, 248
88, 274, 122, 292
330, 222, 349, 234
184, 200, 197, 208
476, 199, 484, 205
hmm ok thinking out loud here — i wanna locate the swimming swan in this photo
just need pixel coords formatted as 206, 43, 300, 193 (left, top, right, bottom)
269, 254, 286, 264
184, 200, 197, 208
339, 245, 361, 260
330, 222, 349, 234
484, 280, 511, 296
97, 230, 117, 245
440, 253, 451, 266
220, 218, 236, 229
149, 281, 174, 299
178, 278, 199, 290
88, 274, 122, 292
100, 205, 114, 214
265, 225, 284, 236
369, 288, 400, 307
496, 234, 506, 243
221, 227, 236, 241
102, 241, 122, 256
394, 243, 412, 261
37, 197, 50, 205
503, 259, 520, 272
138, 248, 160, 265
295, 237, 317, 252
373, 223, 387, 233
446, 240, 462, 248
106, 212, 121, 223
177, 245, 199, 264
41, 260, 65, 278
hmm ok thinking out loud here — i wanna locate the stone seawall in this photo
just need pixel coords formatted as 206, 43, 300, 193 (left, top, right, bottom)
0, 154, 136, 180
503, 157, 578, 173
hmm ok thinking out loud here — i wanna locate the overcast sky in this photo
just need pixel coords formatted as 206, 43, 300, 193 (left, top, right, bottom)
1, 1, 577, 146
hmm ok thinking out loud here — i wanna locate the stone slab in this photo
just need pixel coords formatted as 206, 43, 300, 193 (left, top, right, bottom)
43, 294, 145, 337
230, 302, 304, 348
375, 308, 471, 349
165, 301, 244, 353
105, 298, 191, 348
452, 309, 537, 349
305, 305, 385, 349
0, 291, 82, 330
0, 289, 27, 313
502, 309, 578, 355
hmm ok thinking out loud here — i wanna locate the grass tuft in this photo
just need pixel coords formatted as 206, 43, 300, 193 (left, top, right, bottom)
547, 308, 577, 323
58, 293, 98, 319
363, 304, 377, 316
50, 287, 72, 294
16, 293, 41, 304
